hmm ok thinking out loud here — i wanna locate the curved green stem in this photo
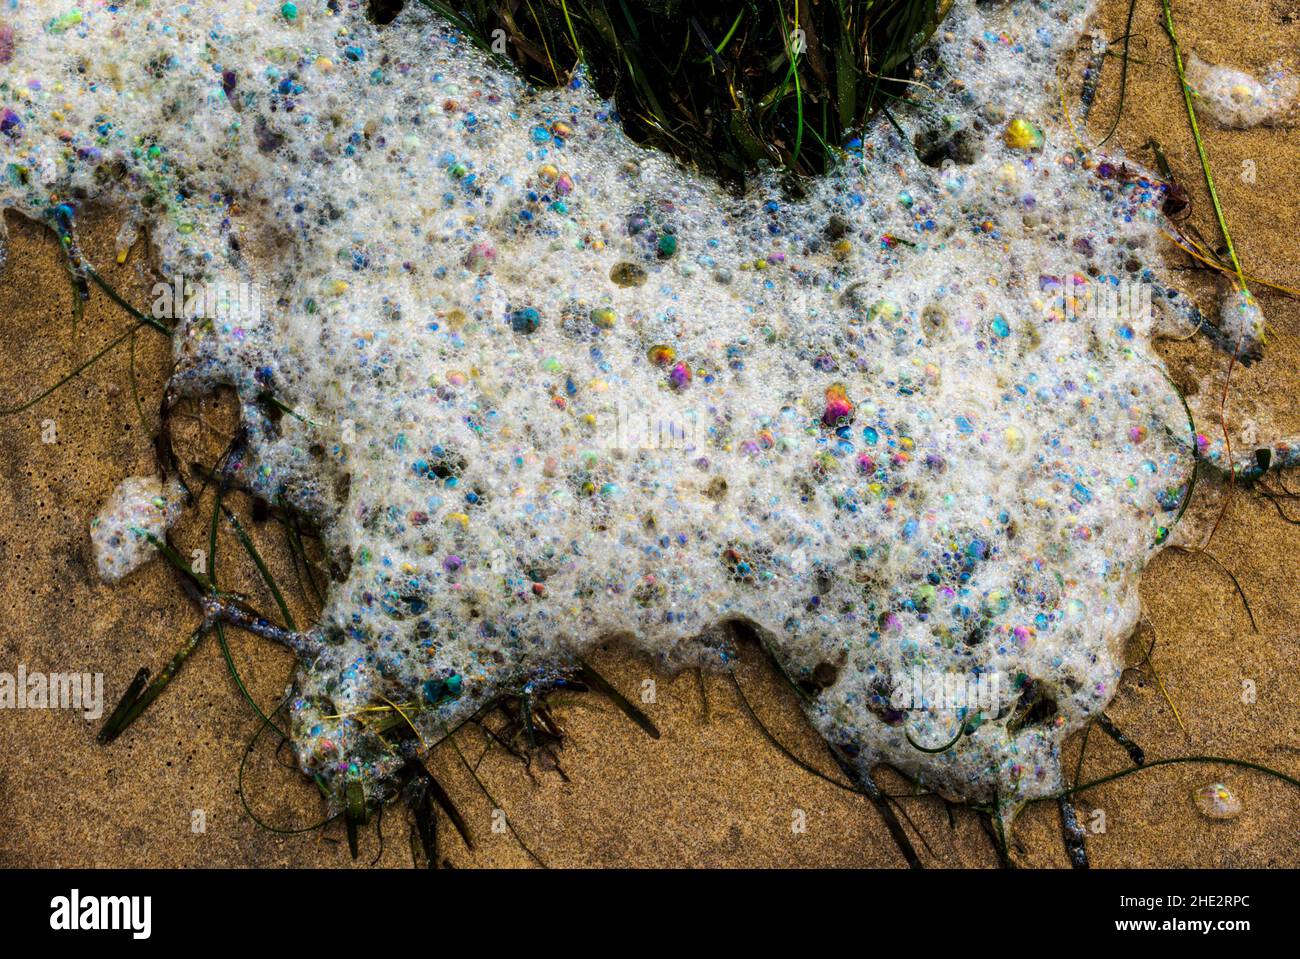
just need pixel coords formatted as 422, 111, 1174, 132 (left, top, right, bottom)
1159, 0, 1245, 289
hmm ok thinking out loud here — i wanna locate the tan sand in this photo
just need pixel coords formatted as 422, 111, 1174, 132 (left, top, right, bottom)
0, 0, 1296, 867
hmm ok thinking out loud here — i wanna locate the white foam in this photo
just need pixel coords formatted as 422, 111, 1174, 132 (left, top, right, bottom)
90, 475, 185, 583
1186, 52, 1297, 129
3, 0, 1205, 819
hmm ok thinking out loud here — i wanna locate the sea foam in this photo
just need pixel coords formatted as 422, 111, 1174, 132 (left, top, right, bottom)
0, 0, 1230, 823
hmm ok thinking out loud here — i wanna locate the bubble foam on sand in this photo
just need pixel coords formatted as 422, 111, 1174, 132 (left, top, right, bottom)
89, 475, 185, 583
0, 0, 1241, 823
1185, 52, 1297, 129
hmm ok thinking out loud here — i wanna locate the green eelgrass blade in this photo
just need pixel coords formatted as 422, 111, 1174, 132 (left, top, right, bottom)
427, 772, 475, 851
126, 328, 150, 432
137, 528, 211, 593
345, 779, 366, 859
730, 621, 923, 867
574, 657, 660, 739
210, 486, 291, 738
904, 717, 966, 754
64, 256, 85, 330
279, 496, 325, 606
1096, 0, 1138, 147
237, 696, 339, 834
258, 391, 317, 427
97, 622, 211, 743
410, 779, 438, 868
1159, 0, 1245, 288
1059, 754, 1300, 797
96, 667, 150, 744
222, 503, 297, 632
442, 723, 546, 867
406, 759, 474, 851
559, 0, 583, 63
413, 0, 512, 67
727, 669, 865, 797
411, 1, 950, 178
0, 320, 146, 415
84, 267, 173, 336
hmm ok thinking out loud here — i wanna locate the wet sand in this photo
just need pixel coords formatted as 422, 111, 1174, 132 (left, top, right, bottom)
0, 0, 1297, 867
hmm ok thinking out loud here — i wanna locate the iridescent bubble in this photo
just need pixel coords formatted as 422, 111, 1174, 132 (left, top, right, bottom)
1194, 782, 1242, 820
1004, 118, 1045, 150
822, 383, 854, 428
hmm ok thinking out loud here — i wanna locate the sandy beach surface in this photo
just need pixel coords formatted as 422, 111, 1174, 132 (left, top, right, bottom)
1, 0, 1297, 867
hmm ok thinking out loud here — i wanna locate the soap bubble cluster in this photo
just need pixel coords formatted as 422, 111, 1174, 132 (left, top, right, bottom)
2, 0, 1205, 818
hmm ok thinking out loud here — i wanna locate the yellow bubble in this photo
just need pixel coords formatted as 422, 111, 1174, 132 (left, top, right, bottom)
647, 344, 676, 366
1004, 118, 1044, 150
